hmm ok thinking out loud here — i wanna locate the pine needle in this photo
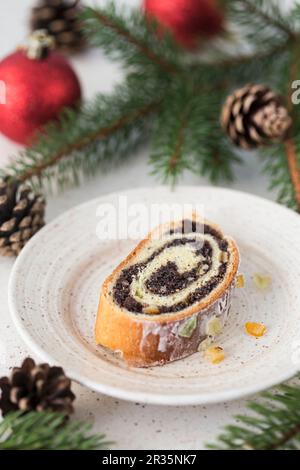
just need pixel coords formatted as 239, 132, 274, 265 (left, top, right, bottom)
0, 411, 110, 450
1, 0, 300, 209
208, 377, 300, 450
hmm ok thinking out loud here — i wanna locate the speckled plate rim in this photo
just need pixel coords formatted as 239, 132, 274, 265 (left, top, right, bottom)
7, 186, 300, 406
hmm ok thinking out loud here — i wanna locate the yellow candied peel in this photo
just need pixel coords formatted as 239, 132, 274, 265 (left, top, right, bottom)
253, 273, 272, 290
204, 345, 225, 364
236, 274, 245, 288
245, 322, 267, 338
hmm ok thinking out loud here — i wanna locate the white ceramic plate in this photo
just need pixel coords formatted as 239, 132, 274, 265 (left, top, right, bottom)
8, 186, 300, 405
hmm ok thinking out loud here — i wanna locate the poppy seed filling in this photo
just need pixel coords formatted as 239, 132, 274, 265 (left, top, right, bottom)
112, 222, 229, 314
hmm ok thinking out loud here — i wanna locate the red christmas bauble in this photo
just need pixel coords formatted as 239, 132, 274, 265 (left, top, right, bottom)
0, 46, 81, 145
144, 0, 225, 48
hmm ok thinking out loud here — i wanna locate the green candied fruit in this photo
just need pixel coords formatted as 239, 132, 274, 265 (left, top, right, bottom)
178, 316, 197, 338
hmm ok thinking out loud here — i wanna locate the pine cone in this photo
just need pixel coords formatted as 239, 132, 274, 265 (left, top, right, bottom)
30, 0, 86, 54
0, 358, 75, 417
220, 84, 292, 149
0, 178, 46, 257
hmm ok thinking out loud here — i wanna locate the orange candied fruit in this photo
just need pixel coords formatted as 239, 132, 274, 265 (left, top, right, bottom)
245, 322, 266, 338
204, 346, 225, 364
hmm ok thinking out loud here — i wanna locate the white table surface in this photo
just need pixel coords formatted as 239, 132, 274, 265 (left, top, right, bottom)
0, 0, 292, 450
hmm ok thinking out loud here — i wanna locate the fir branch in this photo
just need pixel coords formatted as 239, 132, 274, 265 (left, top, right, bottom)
3, 1, 300, 197
262, 144, 298, 210
262, 49, 300, 212
190, 97, 241, 182
208, 378, 300, 450
150, 76, 240, 183
167, 115, 188, 179
228, 0, 296, 41
2, 79, 161, 189
200, 45, 292, 96
150, 82, 193, 182
290, 1, 300, 26
239, 0, 296, 40
17, 101, 157, 184
0, 411, 110, 450
283, 50, 300, 212
81, 4, 180, 75
266, 423, 300, 450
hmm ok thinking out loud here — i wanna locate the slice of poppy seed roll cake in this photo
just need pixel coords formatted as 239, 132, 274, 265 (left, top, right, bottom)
95, 215, 239, 367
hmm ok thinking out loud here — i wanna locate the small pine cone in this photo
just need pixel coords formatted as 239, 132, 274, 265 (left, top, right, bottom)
0, 177, 46, 257
220, 84, 292, 149
0, 358, 75, 417
30, 0, 86, 54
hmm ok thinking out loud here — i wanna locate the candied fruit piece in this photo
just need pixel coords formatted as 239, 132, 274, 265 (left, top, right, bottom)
245, 322, 266, 338
206, 316, 223, 337
204, 346, 225, 364
253, 274, 272, 290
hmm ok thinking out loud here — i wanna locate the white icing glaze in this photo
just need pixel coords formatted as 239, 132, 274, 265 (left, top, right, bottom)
138, 287, 233, 362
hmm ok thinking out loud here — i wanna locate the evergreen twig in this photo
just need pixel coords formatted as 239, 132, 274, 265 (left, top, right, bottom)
16, 100, 158, 184
0, 411, 110, 450
284, 51, 300, 211
2, 79, 161, 189
1, 0, 300, 209
209, 378, 300, 450
168, 115, 187, 177
262, 45, 300, 211
240, 0, 296, 39
82, 6, 179, 75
